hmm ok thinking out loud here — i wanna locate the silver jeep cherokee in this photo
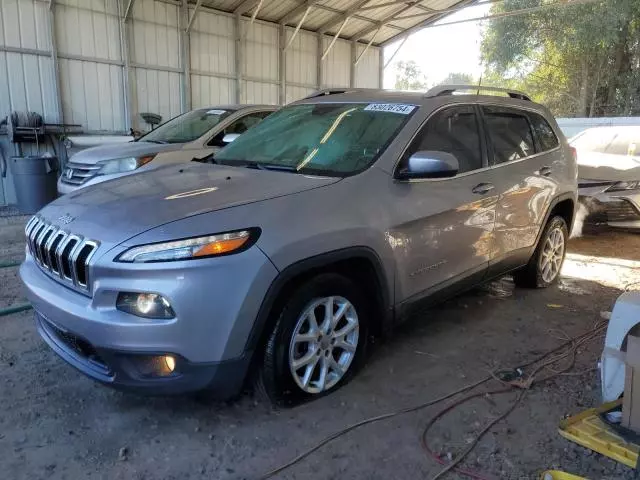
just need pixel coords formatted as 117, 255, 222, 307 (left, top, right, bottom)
20, 86, 577, 405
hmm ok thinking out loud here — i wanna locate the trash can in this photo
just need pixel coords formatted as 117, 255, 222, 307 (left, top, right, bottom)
9, 156, 59, 214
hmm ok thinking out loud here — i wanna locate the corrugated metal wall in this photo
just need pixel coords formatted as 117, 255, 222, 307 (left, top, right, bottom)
56, 0, 126, 132
322, 36, 351, 88
130, 0, 182, 127
190, 9, 235, 107
0, 0, 381, 206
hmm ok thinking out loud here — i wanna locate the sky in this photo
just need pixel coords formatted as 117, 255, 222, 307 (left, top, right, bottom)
382, 2, 493, 89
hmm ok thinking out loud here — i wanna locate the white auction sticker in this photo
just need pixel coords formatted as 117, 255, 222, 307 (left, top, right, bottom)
363, 103, 416, 114
206, 109, 227, 115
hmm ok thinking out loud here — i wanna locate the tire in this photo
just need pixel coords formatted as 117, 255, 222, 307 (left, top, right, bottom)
257, 273, 369, 407
513, 215, 568, 288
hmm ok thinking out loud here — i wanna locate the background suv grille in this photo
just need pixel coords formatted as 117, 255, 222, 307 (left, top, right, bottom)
606, 199, 640, 222
60, 161, 102, 185
25, 216, 99, 292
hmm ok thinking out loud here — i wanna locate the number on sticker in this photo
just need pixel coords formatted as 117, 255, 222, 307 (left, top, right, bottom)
363, 104, 416, 115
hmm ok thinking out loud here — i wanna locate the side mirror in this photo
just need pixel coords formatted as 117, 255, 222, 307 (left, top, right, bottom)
398, 150, 459, 179
222, 133, 240, 144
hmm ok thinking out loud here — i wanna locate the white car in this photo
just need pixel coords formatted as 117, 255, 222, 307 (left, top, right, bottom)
574, 126, 640, 229
601, 291, 640, 402
58, 104, 276, 195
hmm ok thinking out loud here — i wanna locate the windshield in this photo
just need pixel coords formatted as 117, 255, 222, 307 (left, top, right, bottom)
572, 128, 640, 157
214, 102, 415, 176
139, 108, 232, 144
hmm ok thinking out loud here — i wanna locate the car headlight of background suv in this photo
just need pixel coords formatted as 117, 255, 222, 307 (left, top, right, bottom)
116, 229, 259, 263
606, 180, 640, 192
97, 155, 155, 175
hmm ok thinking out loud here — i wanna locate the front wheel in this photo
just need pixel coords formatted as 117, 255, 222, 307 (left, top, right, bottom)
257, 274, 368, 406
513, 215, 568, 288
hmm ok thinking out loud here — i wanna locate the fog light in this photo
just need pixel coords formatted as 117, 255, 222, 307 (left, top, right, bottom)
117, 292, 175, 319
131, 355, 178, 377
164, 355, 176, 373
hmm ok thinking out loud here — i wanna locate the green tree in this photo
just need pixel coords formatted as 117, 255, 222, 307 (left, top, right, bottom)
394, 60, 429, 91
480, 0, 640, 117
439, 72, 475, 85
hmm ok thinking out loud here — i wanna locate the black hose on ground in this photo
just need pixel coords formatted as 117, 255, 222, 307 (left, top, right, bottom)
0, 303, 32, 317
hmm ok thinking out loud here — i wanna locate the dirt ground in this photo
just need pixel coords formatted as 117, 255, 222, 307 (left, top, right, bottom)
2, 216, 640, 480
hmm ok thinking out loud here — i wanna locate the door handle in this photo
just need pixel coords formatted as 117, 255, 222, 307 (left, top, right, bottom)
538, 166, 552, 176
472, 182, 495, 195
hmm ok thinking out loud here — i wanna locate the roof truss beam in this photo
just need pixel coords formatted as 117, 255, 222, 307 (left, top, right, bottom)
278, 0, 404, 33
186, 0, 203, 32
234, 0, 260, 15
317, 0, 373, 34
351, 1, 435, 41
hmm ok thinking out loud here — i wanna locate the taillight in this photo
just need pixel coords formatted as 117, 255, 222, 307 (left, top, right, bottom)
569, 146, 577, 162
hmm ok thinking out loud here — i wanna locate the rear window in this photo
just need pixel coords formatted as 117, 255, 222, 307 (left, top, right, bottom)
482, 106, 535, 164
529, 112, 559, 152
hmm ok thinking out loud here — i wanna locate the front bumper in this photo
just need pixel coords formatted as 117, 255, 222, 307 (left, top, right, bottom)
20, 245, 278, 396
578, 185, 640, 229
35, 311, 250, 397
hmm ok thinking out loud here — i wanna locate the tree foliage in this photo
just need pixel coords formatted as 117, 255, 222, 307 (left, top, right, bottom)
481, 0, 640, 117
439, 72, 475, 85
394, 60, 429, 91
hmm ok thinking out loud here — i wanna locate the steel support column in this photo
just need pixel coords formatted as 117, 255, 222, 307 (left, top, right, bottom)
235, 12, 243, 103
118, 0, 135, 130
378, 47, 384, 88
47, 0, 63, 123
316, 32, 323, 90
279, 24, 286, 104
180, 0, 191, 112
350, 40, 356, 88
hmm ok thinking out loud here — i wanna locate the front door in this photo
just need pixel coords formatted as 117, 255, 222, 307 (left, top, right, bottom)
389, 104, 498, 306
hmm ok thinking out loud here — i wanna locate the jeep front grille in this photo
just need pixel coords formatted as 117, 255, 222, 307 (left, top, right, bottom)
25, 216, 99, 292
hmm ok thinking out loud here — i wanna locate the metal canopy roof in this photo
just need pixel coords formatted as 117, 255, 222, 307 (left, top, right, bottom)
193, 0, 478, 46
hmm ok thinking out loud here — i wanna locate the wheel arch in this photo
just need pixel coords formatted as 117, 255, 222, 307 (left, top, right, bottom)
245, 247, 393, 356
534, 192, 576, 248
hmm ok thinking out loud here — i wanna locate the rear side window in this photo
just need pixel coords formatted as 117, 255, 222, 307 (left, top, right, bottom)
529, 112, 559, 152
403, 105, 483, 174
482, 106, 535, 164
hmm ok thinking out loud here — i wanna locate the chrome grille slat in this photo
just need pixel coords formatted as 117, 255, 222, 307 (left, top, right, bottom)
25, 216, 99, 294
65, 162, 102, 170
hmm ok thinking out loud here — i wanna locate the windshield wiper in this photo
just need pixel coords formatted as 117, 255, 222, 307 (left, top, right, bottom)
144, 140, 169, 144
243, 161, 298, 172
192, 153, 218, 164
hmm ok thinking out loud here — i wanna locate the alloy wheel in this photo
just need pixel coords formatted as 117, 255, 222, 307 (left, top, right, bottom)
540, 226, 565, 283
288, 296, 359, 394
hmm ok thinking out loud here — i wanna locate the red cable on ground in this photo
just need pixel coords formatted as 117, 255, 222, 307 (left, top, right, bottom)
420, 387, 515, 480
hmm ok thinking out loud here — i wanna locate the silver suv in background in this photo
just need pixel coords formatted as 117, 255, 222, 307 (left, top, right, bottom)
21, 86, 577, 406
58, 105, 276, 195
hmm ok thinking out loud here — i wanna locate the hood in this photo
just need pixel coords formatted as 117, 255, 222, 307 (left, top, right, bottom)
38, 163, 340, 244
577, 150, 640, 182
69, 141, 181, 164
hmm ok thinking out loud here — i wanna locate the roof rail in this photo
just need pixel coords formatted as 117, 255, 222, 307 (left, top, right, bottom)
425, 85, 531, 101
303, 88, 358, 99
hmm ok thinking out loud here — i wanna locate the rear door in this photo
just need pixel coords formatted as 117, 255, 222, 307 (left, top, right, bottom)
481, 106, 560, 272
390, 104, 498, 307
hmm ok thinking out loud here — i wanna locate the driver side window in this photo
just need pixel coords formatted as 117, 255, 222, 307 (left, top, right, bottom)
208, 111, 271, 146
401, 105, 483, 175
225, 111, 271, 135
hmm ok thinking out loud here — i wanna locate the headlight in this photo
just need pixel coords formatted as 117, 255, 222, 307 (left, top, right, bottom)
606, 181, 640, 192
116, 292, 175, 319
98, 155, 155, 175
116, 229, 258, 263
